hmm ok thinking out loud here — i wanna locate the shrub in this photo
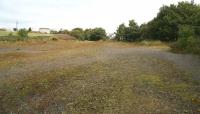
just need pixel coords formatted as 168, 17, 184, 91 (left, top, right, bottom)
70, 28, 84, 40
8, 32, 13, 37
89, 28, 106, 41
84, 29, 92, 40
171, 36, 200, 54
28, 27, 32, 32
178, 25, 195, 39
70, 28, 107, 41
51, 37, 58, 41
186, 36, 200, 54
13, 28, 17, 31
63, 30, 70, 34
171, 25, 200, 54
17, 29, 28, 39
50, 30, 58, 34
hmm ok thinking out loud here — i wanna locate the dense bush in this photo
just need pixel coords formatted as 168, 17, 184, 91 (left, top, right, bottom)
17, 29, 28, 38
89, 28, 106, 41
62, 30, 70, 34
58, 29, 70, 34
70, 27, 106, 41
178, 25, 195, 38
171, 25, 200, 54
84, 29, 92, 40
50, 30, 58, 34
70, 28, 85, 40
28, 27, 32, 32
171, 36, 200, 54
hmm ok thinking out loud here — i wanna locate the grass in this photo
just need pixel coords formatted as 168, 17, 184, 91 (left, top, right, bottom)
0, 40, 199, 113
28, 32, 53, 37
0, 30, 53, 42
136, 40, 166, 46
0, 30, 14, 36
111, 40, 169, 49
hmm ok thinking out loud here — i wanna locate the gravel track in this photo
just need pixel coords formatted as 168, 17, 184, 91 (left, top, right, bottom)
0, 42, 199, 113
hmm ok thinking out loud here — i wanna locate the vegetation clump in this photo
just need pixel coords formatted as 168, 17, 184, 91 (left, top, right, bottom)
115, 20, 140, 41
51, 37, 58, 41
70, 27, 107, 41
17, 29, 29, 41
174, 25, 200, 54
70, 28, 85, 40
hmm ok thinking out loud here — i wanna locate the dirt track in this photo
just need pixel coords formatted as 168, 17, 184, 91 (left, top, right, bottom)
0, 41, 199, 113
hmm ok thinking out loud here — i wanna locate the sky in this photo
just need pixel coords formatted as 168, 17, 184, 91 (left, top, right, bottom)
0, 0, 199, 33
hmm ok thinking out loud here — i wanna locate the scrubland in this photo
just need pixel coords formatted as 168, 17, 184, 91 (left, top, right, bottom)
0, 38, 199, 113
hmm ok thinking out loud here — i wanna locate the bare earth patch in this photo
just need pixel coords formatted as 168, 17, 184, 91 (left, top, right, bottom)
0, 40, 199, 113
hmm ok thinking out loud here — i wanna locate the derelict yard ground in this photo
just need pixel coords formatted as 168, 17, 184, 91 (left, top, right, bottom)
0, 35, 200, 113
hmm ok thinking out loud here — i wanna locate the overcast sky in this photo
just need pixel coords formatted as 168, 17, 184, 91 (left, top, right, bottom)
0, 0, 198, 32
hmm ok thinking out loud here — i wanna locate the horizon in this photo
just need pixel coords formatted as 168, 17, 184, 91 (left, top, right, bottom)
0, 0, 199, 33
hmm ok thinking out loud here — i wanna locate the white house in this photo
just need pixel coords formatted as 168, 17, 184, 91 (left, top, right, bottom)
39, 28, 50, 34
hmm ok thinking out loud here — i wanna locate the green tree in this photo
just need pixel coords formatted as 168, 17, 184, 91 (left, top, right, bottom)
144, 2, 200, 41
63, 29, 70, 34
50, 30, 58, 34
70, 28, 84, 40
13, 28, 17, 31
115, 20, 140, 41
140, 23, 150, 39
28, 27, 32, 32
126, 20, 140, 41
90, 28, 106, 41
84, 29, 92, 40
116, 23, 126, 41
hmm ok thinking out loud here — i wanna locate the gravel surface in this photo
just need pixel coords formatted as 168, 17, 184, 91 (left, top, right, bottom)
0, 42, 199, 113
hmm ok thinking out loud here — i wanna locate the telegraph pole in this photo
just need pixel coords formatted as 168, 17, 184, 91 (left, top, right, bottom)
191, 0, 194, 4
16, 21, 18, 31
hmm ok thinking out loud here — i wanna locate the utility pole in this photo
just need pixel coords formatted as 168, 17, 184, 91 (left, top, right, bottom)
16, 21, 18, 31
191, 0, 194, 4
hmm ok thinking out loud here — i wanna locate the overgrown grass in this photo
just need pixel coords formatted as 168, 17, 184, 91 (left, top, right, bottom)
0, 39, 199, 113
0, 30, 53, 42
135, 40, 167, 47
0, 36, 52, 42
0, 31, 15, 36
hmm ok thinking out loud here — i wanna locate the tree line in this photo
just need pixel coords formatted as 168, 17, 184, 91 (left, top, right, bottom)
8, 1, 199, 54
13, 1, 200, 54
115, 1, 200, 54
116, 1, 200, 42
53, 27, 107, 41
59, 2, 199, 43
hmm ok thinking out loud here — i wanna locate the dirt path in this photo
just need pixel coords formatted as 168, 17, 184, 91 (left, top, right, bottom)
0, 41, 199, 113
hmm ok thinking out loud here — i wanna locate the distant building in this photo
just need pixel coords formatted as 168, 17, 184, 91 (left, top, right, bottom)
39, 28, 50, 34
